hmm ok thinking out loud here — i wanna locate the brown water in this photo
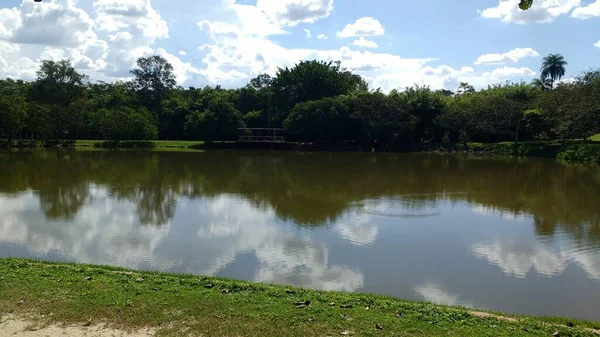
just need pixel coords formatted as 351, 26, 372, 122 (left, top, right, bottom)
1, 149, 599, 320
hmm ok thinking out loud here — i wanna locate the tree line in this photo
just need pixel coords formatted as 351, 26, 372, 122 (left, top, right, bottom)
0, 54, 598, 147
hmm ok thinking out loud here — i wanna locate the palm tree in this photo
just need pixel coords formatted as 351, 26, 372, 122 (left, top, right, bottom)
540, 54, 567, 89
530, 77, 552, 91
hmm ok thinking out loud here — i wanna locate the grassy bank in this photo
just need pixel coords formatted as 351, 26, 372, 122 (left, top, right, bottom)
1, 259, 598, 336
2, 139, 600, 163
75, 140, 204, 149
465, 141, 600, 162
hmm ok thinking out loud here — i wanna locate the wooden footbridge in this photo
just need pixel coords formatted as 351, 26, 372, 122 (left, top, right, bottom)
238, 128, 285, 143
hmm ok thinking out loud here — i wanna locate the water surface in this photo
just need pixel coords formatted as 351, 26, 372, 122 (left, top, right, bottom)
1, 150, 599, 320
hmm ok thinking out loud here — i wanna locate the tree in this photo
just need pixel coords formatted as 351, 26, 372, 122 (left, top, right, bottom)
0, 96, 27, 139
530, 77, 552, 91
270, 60, 368, 125
130, 56, 176, 137
30, 59, 87, 139
436, 94, 495, 149
456, 82, 475, 95
88, 107, 157, 141
249, 74, 273, 89
394, 85, 445, 142
0, 79, 28, 139
539, 69, 600, 140
185, 95, 244, 141
541, 54, 567, 89
284, 96, 354, 142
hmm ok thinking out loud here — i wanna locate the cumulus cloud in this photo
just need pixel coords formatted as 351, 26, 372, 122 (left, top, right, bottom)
351, 37, 378, 48
337, 17, 385, 38
571, 0, 600, 19
0, 0, 199, 85
482, 66, 536, 78
415, 283, 472, 307
256, 0, 334, 26
0, 190, 365, 292
0, 0, 95, 47
480, 0, 581, 24
0, 188, 172, 270
474, 47, 539, 65
178, 50, 187, 56
595, 40, 600, 48
423, 65, 474, 76
156, 48, 201, 84
472, 239, 600, 280
196, 6, 437, 91
317, 33, 327, 40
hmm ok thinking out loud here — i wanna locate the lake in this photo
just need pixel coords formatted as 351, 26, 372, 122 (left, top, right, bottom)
1, 149, 599, 320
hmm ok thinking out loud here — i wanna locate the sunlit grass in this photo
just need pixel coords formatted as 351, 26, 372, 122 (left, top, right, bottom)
1, 259, 598, 337
75, 140, 204, 148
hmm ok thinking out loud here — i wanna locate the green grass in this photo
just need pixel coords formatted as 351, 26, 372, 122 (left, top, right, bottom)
590, 134, 600, 142
1, 259, 598, 337
75, 140, 204, 148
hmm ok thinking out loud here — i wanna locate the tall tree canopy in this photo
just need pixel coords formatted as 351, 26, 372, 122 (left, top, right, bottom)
541, 54, 568, 89
29, 60, 87, 139
270, 60, 368, 125
130, 55, 176, 111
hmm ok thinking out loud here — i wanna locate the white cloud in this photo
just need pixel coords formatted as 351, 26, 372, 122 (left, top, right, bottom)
0, 0, 199, 85
415, 283, 472, 307
317, 33, 327, 40
256, 0, 334, 26
473, 239, 600, 280
304, 28, 311, 38
571, 0, 600, 18
480, 0, 581, 24
351, 37, 378, 48
595, 40, 600, 48
156, 48, 201, 84
474, 47, 539, 65
422, 65, 474, 76
482, 66, 536, 78
178, 50, 187, 56
196, 5, 439, 92
0, 0, 95, 47
0, 190, 365, 292
337, 17, 385, 38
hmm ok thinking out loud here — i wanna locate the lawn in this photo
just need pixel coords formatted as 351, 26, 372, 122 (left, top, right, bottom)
75, 140, 204, 148
1, 259, 598, 337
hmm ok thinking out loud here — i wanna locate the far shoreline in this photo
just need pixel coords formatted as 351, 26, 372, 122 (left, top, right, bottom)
1, 139, 600, 163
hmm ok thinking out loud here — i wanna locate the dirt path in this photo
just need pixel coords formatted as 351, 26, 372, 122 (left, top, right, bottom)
0, 315, 155, 337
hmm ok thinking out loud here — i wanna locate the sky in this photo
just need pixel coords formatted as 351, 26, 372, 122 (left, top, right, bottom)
0, 0, 598, 92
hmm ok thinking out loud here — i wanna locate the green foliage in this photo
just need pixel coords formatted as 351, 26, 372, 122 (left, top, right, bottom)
393, 85, 446, 141
285, 92, 417, 146
89, 107, 158, 141
185, 96, 244, 141
285, 95, 354, 142
0, 54, 597, 148
519, 0, 533, 10
539, 70, 600, 140
271, 60, 368, 124
29, 59, 87, 139
243, 110, 268, 128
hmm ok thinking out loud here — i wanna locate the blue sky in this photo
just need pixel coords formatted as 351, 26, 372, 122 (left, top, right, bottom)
0, 0, 598, 92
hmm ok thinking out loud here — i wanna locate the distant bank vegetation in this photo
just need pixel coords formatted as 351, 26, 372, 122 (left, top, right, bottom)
0, 54, 598, 152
